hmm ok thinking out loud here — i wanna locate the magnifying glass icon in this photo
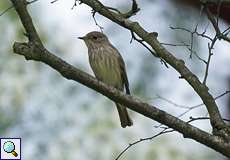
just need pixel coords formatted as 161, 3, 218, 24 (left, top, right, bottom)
3, 141, 18, 157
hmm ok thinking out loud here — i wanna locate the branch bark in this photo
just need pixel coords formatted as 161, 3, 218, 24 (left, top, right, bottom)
9, 0, 230, 157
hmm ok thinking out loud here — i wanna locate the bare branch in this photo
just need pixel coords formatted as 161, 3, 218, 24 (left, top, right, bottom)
152, 90, 230, 128
11, 0, 42, 43
130, 31, 169, 68
160, 42, 189, 47
91, 10, 104, 32
223, 26, 230, 35
170, 24, 219, 85
115, 128, 174, 160
0, 5, 14, 17
27, 0, 39, 5
215, 90, 230, 99
203, 38, 216, 84
170, 26, 213, 41
0, 0, 37, 17
177, 90, 230, 118
188, 116, 230, 123
51, 0, 59, 3
155, 95, 191, 109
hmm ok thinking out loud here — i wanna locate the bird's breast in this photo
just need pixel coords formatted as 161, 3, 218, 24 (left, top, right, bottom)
88, 47, 123, 89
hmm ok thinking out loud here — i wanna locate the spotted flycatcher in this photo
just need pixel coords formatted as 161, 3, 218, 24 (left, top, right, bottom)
79, 31, 133, 128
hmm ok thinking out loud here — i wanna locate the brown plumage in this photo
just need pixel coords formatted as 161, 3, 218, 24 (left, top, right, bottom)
79, 31, 133, 128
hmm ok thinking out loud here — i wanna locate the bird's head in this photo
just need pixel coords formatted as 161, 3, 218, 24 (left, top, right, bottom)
78, 31, 109, 48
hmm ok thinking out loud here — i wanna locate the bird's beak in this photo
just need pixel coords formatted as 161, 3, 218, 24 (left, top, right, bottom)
78, 36, 84, 40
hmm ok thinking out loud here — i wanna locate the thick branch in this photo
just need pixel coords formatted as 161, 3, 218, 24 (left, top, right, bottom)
79, 0, 229, 136
10, 0, 42, 43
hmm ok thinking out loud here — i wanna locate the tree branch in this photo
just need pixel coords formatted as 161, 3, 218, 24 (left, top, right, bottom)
10, 0, 41, 43
0, 5, 14, 17
115, 128, 174, 160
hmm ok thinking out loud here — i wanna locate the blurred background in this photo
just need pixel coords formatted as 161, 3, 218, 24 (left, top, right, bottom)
0, 0, 230, 159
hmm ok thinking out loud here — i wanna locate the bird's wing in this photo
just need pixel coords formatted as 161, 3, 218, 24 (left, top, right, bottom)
118, 56, 130, 95
109, 43, 130, 95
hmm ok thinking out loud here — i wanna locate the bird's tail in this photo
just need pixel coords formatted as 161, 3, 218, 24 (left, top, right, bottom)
116, 103, 133, 128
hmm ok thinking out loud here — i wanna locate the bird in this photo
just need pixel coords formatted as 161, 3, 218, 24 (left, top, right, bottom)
78, 31, 133, 128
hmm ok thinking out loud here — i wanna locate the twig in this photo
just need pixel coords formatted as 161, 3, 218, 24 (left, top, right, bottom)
115, 128, 174, 160
223, 26, 230, 35
183, 43, 207, 64
0, 5, 14, 17
177, 90, 230, 118
203, 37, 216, 84
51, 0, 59, 3
0, 0, 38, 17
155, 95, 191, 109
130, 31, 169, 68
189, 5, 204, 58
71, 0, 79, 9
188, 116, 230, 123
190, 32, 194, 58
153, 90, 230, 129
27, 0, 39, 5
215, 90, 230, 99
91, 10, 104, 32
170, 26, 213, 41
170, 24, 218, 84
160, 42, 189, 47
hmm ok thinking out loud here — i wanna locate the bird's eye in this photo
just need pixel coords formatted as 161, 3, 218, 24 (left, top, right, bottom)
92, 36, 98, 40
